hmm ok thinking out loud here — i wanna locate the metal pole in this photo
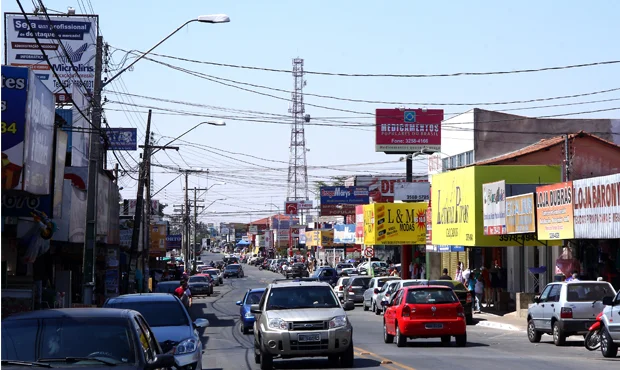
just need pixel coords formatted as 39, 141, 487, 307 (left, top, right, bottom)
184, 172, 190, 271
82, 35, 103, 304
194, 187, 198, 272
143, 133, 153, 292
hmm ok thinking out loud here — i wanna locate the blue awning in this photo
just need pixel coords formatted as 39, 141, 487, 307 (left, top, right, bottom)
237, 240, 250, 246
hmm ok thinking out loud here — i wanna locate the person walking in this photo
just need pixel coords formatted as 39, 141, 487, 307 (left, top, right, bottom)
474, 277, 484, 313
439, 268, 452, 280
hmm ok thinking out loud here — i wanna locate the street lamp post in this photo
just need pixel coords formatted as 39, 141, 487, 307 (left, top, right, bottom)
153, 120, 226, 156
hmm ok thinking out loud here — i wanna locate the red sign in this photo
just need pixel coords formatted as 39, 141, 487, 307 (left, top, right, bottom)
375, 108, 443, 153
54, 93, 72, 103
285, 201, 298, 215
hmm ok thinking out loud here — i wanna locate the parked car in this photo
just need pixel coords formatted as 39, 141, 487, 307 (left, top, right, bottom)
344, 276, 372, 304
363, 277, 401, 312
103, 294, 208, 370
236, 288, 266, 334
205, 268, 224, 285
1, 308, 176, 369
340, 268, 359, 277
224, 264, 245, 278
600, 290, 620, 357
527, 281, 616, 346
311, 267, 339, 286
383, 285, 467, 347
286, 263, 309, 279
188, 275, 213, 296
376, 280, 423, 315
334, 277, 351, 301
336, 263, 354, 275
411, 280, 474, 325
154, 280, 181, 295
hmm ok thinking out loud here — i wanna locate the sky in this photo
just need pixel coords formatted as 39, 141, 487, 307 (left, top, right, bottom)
3, 0, 620, 225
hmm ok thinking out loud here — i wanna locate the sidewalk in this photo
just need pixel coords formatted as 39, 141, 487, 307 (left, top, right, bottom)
473, 307, 527, 332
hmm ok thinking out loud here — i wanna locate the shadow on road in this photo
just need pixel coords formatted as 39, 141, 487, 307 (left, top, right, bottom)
274, 357, 383, 369
402, 340, 489, 348
202, 312, 236, 327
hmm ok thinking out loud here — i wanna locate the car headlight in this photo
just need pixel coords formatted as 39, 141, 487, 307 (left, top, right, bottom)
268, 318, 288, 330
329, 315, 347, 329
245, 312, 254, 318
174, 338, 198, 355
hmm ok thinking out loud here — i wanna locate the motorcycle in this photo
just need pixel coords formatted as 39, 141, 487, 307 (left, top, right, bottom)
585, 312, 604, 351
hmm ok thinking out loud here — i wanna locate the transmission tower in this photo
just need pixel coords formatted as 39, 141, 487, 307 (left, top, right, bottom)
286, 58, 309, 201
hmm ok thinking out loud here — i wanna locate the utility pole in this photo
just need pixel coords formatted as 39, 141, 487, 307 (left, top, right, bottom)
193, 187, 207, 271
177, 169, 209, 269
82, 35, 103, 304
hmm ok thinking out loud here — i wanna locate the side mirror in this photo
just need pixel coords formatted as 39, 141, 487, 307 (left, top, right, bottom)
147, 354, 175, 369
602, 296, 614, 306
250, 304, 262, 314
374, 288, 380, 294
380, 300, 389, 307
343, 301, 355, 311
193, 318, 209, 328
533, 295, 541, 304
235, 301, 242, 306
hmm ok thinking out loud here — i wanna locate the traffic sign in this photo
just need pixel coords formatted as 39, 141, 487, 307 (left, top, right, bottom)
363, 247, 374, 258
285, 201, 298, 215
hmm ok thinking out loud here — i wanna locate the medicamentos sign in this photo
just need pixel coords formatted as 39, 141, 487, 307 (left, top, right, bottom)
573, 174, 620, 239
482, 180, 507, 235
4, 13, 98, 96
536, 182, 575, 240
363, 203, 428, 245
375, 108, 443, 153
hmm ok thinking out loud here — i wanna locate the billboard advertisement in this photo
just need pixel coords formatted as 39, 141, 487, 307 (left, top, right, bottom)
166, 234, 182, 250
394, 182, 430, 202
104, 128, 137, 150
320, 186, 369, 205
4, 13, 98, 96
573, 174, 620, 239
333, 224, 355, 244
23, 66, 55, 194
505, 193, 535, 234
52, 129, 68, 218
482, 180, 507, 235
355, 205, 364, 244
344, 175, 428, 203
1, 65, 28, 191
149, 223, 167, 256
375, 108, 443, 153
363, 203, 428, 245
431, 166, 562, 246
536, 182, 575, 240
305, 230, 334, 247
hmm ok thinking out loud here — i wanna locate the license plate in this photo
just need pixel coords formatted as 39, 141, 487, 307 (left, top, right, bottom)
425, 323, 443, 329
298, 333, 321, 342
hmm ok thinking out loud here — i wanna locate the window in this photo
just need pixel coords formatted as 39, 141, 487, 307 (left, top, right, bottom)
393, 290, 404, 306
245, 291, 264, 305
566, 283, 615, 302
352, 277, 372, 289
406, 288, 458, 304
189, 276, 208, 283
539, 285, 553, 302
442, 158, 450, 170
1, 319, 38, 361
104, 301, 189, 327
458, 153, 466, 167
465, 150, 474, 165
450, 156, 457, 169
547, 285, 562, 302
266, 286, 339, 310
134, 318, 155, 361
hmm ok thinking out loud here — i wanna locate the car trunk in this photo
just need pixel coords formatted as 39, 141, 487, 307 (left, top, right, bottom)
565, 283, 616, 320
407, 303, 461, 319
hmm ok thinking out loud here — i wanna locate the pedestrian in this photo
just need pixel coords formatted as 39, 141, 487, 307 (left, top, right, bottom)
455, 262, 463, 284
175, 280, 192, 309
481, 266, 492, 307
474, 277, 484, 313
439, 268, 452, 280
566, 270, 580, 282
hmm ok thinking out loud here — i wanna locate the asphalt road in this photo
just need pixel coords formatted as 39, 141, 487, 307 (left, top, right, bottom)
190, 252, 619, 370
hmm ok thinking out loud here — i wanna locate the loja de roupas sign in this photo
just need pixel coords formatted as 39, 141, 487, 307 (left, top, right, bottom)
573, 173, 620, 239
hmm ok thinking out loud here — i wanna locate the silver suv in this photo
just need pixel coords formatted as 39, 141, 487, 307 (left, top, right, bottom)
251, 281, 355, 370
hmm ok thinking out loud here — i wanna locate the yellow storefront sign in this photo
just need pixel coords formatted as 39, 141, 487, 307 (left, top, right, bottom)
363, 203, 427, 245
431, 165, 562, 247
149, 223, 167, 256
305, 230, 334, 247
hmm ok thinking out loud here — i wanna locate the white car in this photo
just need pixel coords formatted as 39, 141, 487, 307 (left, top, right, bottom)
600, 290, 620, 357
333, 276, 351, 301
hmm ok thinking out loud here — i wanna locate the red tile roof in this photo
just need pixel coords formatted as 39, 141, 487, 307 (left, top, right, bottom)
250, 214, 299, 225
475, 131, 620, 166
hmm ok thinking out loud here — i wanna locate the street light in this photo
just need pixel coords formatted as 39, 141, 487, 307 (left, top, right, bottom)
153, 120, 226, 156
102, 15, 230, 88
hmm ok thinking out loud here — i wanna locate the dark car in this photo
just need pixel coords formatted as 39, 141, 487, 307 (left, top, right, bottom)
154, 280, 181, 295
1, 308, 175, 370
426, 280, 474, 325
188, 275, 213, 296
223, 264, 244, 278
311, 267, 339, 286
344, 276, 372, 303
286, 263, 309, 279
103, 294, 209, 369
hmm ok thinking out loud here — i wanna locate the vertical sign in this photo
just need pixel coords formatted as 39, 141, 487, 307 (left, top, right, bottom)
482, 180, 507, 235
1, 66, 28, 191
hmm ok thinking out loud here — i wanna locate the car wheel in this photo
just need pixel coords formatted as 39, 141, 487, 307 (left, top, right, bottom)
340, 342, 355, 368
455, 333, 467, 347
383, 321, 394, 343
527, 319, 542, 343
242, 325, 250, 335
466, 314, 473, 325
601, 327, 619, 358
552, 321, 566, 346
363, 301, 369, 311
395, 323, 406, 347
375, 304, 382, 315
260, 348, 273, 370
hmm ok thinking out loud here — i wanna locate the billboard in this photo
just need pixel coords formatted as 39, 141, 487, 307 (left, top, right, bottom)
431, 166, 562, 246
505, 193, 535, 234
166, 234, 182, 250
4, 13, 98, 96
363, 203, 428, 245
355, 205, 364, 244
482, 180, 507, 235
320, 186, 369, 205
536, 182, 575, 240
394, 182, 430, 202
305, 230, 334, 247
150, 223, 167, 256
345, 175, 428, 203
375, 108, 443, 153
104, 128, 137, 150
333, 224, 355, 244
573, 174, 620, 239
52, 129, 68, 218
1, 66, 28, 191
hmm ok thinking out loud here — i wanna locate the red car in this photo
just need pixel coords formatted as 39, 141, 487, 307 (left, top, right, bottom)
382, 285, 467, 347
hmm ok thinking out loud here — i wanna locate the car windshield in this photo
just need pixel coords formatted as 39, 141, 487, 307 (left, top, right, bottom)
566, 283, 615, 302
266, 286, 340, 310
189, 276, 208, 283
378, 279, 396, 288
429, 281, 467, 291
339, 278, 350, 286
406, 289, 458, 304
104, 301, 189, 327
1, 318, 136, 364
226, 265, 240, 270
350, 277, 372, 288
245, 291, 264, 305
206, 270, 219, 275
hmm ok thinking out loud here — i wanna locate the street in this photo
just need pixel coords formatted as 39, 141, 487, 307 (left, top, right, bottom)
191, 253, 620, 370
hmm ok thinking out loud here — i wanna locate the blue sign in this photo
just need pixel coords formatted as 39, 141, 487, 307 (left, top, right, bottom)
333, 224, 356, 244
1, 192, 52, 218
104, 128, 138, 151
166, 234, 182, 249
320, 186, 369, 205
1, 66, 29, 191
436, 245, 465, 252
404, 111, 416, 123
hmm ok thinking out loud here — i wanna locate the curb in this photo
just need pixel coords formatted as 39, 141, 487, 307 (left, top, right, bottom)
475, 320, 525, 332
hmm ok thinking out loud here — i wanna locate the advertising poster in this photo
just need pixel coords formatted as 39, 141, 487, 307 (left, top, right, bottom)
149, 224, 167, 256
104, 128, 137, 151
363, 203, 427, 245
355, 205, 364, 244
375, 108, 443, 153
1, 65, 28, 191
505, 193, 536, 234
482, 180, 507, 235
345, 175, 428, 203
320, 186, 369, 216
333, 224, 355, 244
394, 182, 431, 202
573, 174, 620, 239
166, 234, 182, 250
52, 129, 68, 218
4, 13, 98, 95
536, 182, 575, 240
304, 230, 334, 247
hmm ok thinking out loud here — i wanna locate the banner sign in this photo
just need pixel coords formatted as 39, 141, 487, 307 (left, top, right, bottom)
345, 175, 428, 203
166, 234, 182, 250
333, 224, 355, 244
320, 186, 369, 205
363, 203, 427, 245
150, 224, 167, 256
320, 203, 357, 216
4, 13, 99, 96
505, 193, 535, 234
355, 205, 364, 244
573, 174, 620, 239
1, 66, 28, 191
104, 128, 137, 151
249, 225, 258, 234
375, 108, 443, 153
482, 180, 507, 235
536, 182, 575, 240
394, 182, 430, 202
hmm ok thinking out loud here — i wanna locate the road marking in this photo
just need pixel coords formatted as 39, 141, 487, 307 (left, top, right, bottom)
355, 346, 417, 370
